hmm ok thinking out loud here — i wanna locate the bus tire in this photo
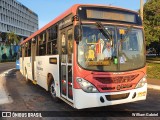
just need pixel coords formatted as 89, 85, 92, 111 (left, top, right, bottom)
49, 80, 59, 102
25, 69, 29, 82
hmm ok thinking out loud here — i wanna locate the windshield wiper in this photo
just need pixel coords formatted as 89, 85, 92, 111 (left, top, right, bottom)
96, 22, 112, 42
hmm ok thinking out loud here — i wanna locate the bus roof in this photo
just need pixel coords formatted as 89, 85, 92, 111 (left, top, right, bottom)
20, 4, 138, 45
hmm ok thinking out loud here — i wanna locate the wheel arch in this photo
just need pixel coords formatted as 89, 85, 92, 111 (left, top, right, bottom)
47, 73, 54, 91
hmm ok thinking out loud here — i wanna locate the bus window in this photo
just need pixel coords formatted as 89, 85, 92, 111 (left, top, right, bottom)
39, 32, 46, 56
67, 29, 73, 63
28, 41, 31, 56
25, 43, 28, 57
61, 33, 67, 63
47, 26, 58, 55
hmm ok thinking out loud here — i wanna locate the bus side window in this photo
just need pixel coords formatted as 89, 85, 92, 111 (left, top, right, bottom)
52, 40, 57, 54
39, 32, 47, 56
19, 47, 22, 57
25, 43, 28, 57
16, 52, 20, 60
47, 25, 58, 55
28, 41, 31, 56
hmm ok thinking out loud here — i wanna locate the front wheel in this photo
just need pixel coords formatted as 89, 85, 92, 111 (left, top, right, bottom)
49, 81, 59, 102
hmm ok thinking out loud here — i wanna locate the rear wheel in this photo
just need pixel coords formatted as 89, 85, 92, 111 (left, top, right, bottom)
25, 69, 29, 82
49, 79, 59, 102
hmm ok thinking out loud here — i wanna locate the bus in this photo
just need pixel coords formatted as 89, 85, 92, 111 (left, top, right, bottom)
16, 55, 20, 70
20, 4, 147, 109
16, 51, 20, 70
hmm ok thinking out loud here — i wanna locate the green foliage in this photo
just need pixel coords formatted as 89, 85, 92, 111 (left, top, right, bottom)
143, 0, 160, 46
147, 63, 160, 79
6, 31, 19, 45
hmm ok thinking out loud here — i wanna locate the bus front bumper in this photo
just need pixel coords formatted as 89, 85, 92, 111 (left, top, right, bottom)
74, 84, 147, 109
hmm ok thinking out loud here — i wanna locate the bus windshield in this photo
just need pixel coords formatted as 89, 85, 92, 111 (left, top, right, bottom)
77, 24, 145, 72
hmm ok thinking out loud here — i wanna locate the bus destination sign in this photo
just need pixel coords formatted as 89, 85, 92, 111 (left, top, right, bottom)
86, 9, 136, 23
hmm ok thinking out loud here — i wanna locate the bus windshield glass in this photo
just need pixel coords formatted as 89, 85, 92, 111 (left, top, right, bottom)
77, 24, 145, 71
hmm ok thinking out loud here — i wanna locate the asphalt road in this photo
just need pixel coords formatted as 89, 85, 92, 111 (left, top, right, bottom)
0, 63, 160, 120
0, 62, 15, 74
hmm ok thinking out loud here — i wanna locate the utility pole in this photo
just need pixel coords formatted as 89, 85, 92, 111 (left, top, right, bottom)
140, 0, 144, 21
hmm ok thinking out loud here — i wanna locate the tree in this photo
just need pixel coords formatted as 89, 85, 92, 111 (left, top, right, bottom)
143, 0, 160, 46
6, 31, 19, 45
6, 31, 19, 59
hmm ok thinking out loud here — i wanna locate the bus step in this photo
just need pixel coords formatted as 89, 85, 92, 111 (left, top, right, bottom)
32, 80, 37, 85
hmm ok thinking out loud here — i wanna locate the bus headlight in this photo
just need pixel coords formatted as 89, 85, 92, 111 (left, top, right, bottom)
135, 76, 147, 89
76, 77, 99, 93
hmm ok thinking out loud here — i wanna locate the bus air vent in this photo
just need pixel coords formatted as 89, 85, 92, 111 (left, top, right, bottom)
105, 93, 129, 101
101, 87, 115, 90
95, 74, 139, 84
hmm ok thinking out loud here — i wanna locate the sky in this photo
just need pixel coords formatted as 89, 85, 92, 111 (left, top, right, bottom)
17, 0, 145, 29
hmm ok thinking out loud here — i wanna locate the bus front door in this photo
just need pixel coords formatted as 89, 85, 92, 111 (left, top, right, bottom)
60, 28, 73, 102
21, 47, 25, 75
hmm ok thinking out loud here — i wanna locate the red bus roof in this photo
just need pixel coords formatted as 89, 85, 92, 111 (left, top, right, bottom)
20, 4, 138, 45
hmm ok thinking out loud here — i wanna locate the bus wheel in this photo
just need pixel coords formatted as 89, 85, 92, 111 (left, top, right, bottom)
25, 70, 29, 82
50, 81, 59, 102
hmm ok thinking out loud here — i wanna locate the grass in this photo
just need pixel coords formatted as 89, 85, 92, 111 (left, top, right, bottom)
147, 63, 160, 79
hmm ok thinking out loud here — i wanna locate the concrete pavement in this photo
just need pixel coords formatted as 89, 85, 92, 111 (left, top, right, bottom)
147, 60, 160, 64
0, 69, 14, 105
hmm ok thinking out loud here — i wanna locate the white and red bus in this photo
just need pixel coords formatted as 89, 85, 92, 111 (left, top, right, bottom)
20, 4, 147, 109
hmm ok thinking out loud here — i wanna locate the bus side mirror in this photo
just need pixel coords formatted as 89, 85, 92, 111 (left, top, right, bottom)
74, 25, 82, 43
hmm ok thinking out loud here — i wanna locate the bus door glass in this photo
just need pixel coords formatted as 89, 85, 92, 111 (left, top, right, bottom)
60, 28, 73, 101
31, 38, 36, 80
21, 46, 25, 75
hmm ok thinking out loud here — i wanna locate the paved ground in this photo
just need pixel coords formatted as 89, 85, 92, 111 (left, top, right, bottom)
0, 62, 16, 105
0, 62, 15, 74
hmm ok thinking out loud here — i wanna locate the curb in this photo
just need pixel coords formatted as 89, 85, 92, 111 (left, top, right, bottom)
0, 73, 13, 105
146, 60, 160, 64
0, 68, 17, 77
147, 84, 160, 91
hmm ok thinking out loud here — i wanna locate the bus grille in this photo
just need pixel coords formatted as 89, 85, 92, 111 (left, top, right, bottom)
105, 93, 129, 101
95, 74, 139, 84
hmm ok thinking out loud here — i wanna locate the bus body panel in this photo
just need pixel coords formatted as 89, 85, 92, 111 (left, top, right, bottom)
35, 55, 60, 94
74, 84, 147, 109
23, 57, 32, 80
